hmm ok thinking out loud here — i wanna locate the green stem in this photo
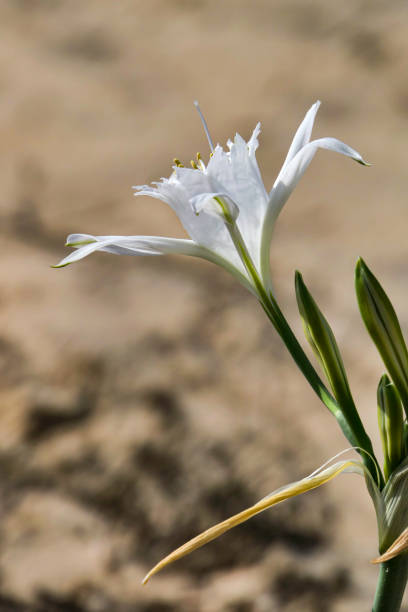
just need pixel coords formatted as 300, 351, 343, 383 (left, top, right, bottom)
225, 220, 381, 485
260, 294, 382, 487
372, 557, 408, 612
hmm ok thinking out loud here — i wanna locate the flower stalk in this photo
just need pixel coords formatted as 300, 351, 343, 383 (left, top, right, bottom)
372, 557, 408, 612
260, 291, 381, 483
221, 217, 379, 481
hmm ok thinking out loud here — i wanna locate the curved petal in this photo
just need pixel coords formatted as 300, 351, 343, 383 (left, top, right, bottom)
279, 100, 321, 174
53, 234, 255, 292
54, 234, 221, 267
308, 137, 369, 166
259, 137, 369, 288
272, 137, 367, 204
270, 136, 368, 222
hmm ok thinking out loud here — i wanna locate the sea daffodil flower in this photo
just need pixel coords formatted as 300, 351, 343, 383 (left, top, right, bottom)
55, 101, 367, 298
54, 101, 378, 479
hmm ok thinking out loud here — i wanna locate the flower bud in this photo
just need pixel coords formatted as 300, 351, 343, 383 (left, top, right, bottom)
355, 258, 408, 417
377, 374, 404, 481
295, 272, 356, 418
371, 457, 408, 558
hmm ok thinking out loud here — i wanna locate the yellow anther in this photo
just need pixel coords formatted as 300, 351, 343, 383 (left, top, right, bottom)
173, 158, 184, 168
196, 152, 206, 171
190, 160, 198, 170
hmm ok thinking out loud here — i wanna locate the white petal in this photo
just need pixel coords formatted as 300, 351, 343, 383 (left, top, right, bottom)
134, 127, 270, 277
259, 104, 322, 286
279, 101, 321, 173
206, 127, 269, 272
134, 175, 243, 271
172, 166, 212, 196
259, 136, 368, 287
65, 233, 101, 246
54, 234, 255, 293
247, 122, 262, 156
310, 137, 369, 165
55, 235, 210, 267
271, 136, 368, 206
190, 192, 239, 222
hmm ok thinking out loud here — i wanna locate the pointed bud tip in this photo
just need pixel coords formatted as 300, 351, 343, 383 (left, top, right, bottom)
294, 270, 305, 293
355, 258, 377, 286
355, 257, 367, 276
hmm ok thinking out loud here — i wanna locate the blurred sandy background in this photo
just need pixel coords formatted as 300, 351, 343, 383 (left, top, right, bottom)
0, 1, 408, 610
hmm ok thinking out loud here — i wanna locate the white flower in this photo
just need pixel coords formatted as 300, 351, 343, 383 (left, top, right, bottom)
55, 101, 368, 297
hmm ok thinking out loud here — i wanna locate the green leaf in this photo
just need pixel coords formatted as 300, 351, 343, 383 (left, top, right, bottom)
294, 272, 383, 488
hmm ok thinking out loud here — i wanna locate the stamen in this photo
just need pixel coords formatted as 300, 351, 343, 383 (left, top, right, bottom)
194, 101, 214, 152
190, 160, 198, 170
196, 152, 205, 171
173, 158, 184, 168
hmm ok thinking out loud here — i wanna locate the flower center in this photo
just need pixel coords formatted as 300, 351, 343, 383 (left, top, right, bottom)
173, 153, 206, 171
190, 152, 206, 171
